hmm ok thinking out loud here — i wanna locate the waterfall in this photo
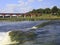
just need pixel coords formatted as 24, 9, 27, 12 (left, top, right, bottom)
0, 31, 18, 45
0, 31, 11, 45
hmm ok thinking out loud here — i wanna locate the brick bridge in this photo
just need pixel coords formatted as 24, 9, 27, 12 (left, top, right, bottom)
0, 13, 42, 18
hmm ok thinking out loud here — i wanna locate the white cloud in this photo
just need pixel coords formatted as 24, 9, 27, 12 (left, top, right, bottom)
0, 4, 16, 13
0, 0, 43, 13
38, 0, 43, 2
28, 0, 35, 3
18, 0, 27, 6
0, 0, 33, 13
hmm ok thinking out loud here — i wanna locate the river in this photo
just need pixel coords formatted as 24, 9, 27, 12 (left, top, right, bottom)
0, 20, 60, 45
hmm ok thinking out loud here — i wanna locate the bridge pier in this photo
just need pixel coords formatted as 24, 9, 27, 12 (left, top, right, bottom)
3, 16, 4, 18
24, 15, 26, 18
10, 14, 13, 18
30, 14, 32, 18
2, 14, 6, 18
10, 15, 11, 18
16, 14, 20, 18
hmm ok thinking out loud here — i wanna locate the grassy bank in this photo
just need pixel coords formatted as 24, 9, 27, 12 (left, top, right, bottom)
9, 30, 37, 45
0, 14, 60, 21
36, 21, 51, 28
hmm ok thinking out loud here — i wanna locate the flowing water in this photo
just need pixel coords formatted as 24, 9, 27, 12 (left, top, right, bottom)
0, 21, 44, 45
0, 20, 60, 45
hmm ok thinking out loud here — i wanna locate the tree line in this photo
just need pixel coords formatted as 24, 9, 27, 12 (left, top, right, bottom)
28, 6, 60, 15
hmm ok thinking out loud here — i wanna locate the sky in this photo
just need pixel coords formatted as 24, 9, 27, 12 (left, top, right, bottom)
0, 0, 60, 13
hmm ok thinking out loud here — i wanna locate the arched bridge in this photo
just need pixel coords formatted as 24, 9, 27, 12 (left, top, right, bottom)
0, 13, 42, 18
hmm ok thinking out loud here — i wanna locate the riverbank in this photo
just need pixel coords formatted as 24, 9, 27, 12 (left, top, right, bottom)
0, 14, 60, 21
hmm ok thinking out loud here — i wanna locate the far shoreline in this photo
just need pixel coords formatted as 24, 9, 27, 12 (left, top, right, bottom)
0, 18, 60, 21
0, 14, 60, 21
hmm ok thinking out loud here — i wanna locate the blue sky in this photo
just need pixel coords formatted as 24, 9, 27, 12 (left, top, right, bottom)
0, 0, 60, 13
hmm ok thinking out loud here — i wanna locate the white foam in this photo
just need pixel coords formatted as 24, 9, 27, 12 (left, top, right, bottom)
32, 26, 37, 29
0, 31, 18, 45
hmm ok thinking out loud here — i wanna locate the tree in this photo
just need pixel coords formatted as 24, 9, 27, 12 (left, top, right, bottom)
31, 9, 37, 13
51, 6, 58, 15
44, 8, 51, 14
58, 9, 60, 15
37, 8, 44, 13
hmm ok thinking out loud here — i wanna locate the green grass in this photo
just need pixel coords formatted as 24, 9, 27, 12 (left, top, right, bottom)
9, 30, 37, 44
36, 21, 52, 28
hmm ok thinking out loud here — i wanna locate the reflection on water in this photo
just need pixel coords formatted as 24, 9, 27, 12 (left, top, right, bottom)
0, 20, 60, 45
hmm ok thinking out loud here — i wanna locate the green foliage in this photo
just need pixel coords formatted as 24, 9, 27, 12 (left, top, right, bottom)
28, 6, 60, 16
58, 9, 60, 15
51, 6, 58, 13
9, 31, 37, 44
44, 8, 51, 14
36, 21, 52, 28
